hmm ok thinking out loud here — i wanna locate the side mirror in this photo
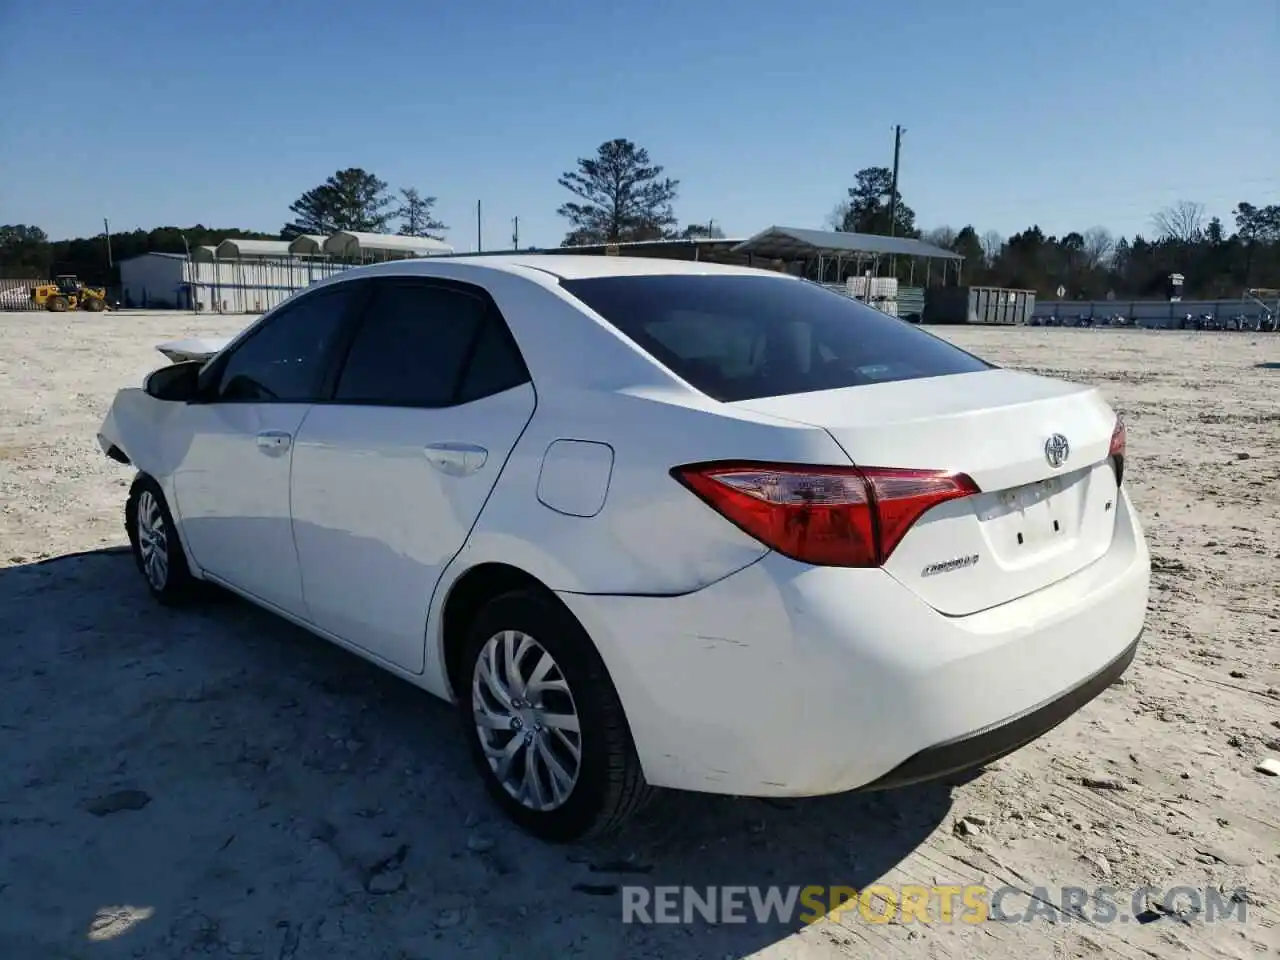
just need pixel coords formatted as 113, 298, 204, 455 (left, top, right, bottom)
144, 360, 204, 402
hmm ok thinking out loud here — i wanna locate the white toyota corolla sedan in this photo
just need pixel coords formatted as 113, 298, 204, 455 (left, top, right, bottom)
98, 255, 1149, 841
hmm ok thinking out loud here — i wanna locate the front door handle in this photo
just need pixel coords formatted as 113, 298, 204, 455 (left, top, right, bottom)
424, 441, 488, 477
255, 430, 292, 456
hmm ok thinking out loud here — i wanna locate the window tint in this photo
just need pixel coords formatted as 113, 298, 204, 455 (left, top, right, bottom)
334, 282, 487, 407
457, 314, 529, 403
561, 275, 992, 402
215, 285, 355, 402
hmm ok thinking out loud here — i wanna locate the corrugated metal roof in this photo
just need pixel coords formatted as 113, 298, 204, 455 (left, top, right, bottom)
191, 246, 218, 262
214, 239, 294, 259
288, 235, 328, 256
323, 232, 454, 258
732, 226, 963, 261
558, 237, 746, 254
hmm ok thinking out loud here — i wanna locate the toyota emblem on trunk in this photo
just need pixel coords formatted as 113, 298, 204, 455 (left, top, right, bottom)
1044, 433, 1070, 468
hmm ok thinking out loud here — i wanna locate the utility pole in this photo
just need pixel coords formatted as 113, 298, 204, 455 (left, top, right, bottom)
103, 218, 113, 268
179, 231, 196, 313
476, 200, 483, 253
512, 216, 519, 250
887, 125, 904, 238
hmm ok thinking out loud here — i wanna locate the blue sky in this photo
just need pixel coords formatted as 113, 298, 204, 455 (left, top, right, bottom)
1, 0, 1275, 248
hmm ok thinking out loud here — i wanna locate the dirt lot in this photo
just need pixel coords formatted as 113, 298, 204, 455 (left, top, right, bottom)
1, 311, 1277, 959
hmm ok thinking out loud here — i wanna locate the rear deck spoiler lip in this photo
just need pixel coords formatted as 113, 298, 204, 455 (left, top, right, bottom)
156, 337, 231, 363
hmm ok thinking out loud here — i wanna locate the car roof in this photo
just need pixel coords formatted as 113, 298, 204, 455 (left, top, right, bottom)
356, 254, 790, 281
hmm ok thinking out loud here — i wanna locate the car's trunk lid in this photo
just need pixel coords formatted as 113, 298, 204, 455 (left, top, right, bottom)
732, 369, 1121, 615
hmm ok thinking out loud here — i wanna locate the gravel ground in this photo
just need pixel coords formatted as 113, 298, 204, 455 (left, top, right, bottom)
1, 311, 1277, 959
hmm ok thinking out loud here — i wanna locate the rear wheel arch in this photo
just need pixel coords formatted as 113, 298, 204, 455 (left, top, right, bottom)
441, 562, 565, 700
444, 568, 655, 839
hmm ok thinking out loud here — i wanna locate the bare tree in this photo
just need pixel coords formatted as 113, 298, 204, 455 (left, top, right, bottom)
980, 230, 1003, 264
827, 202, 851, 232
923, 226, 957, 250
679, 222, 725, 239
1082, 226, 1115, 268
1152, 201, 1206, 243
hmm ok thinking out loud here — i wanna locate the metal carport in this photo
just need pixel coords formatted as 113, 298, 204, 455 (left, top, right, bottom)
731, 226, 964, 285
322, 232, 454, 261
287, 235, 329, 257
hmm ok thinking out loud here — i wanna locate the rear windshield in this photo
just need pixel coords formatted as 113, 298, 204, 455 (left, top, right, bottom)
560, 275, 992, 402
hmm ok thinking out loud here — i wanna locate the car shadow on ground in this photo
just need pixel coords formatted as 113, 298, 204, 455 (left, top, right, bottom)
0, 549, 957, 959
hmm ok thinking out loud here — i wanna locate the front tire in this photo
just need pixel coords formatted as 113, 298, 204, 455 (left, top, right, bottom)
125, 475, 197, 605
458, 589, 652, 842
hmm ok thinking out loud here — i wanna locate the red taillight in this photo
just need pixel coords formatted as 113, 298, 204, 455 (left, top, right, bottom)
671, 461, 979, 568
1109, 417, 1126, 484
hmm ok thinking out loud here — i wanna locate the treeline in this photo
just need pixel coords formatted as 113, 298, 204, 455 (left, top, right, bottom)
916, 203, 1280, 300
2, 137, 1277, 299
0, 225, 277, 289
831, 168, 1279, 298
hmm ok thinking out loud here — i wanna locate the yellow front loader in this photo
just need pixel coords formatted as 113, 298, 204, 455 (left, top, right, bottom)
30, 275, 107, 312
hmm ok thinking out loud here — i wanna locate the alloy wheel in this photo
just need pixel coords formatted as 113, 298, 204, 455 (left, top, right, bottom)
471, 629, 582, 811
135, 490, 169, 591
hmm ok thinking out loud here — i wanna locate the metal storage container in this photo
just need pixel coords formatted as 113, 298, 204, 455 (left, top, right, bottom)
923, 286, 1037, 325
897, 285, 925, 322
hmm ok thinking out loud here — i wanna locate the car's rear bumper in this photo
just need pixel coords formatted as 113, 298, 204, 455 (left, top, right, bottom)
858, 631, 1140, 791
557, 489, 1150, 797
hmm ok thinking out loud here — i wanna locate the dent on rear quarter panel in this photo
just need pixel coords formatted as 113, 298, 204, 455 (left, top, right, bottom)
99, 387, 192, 482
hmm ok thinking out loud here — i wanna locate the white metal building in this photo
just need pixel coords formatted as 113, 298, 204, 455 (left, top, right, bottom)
119, 253, 193, 309
117, 231, 456, 313
118, 251, 329, 312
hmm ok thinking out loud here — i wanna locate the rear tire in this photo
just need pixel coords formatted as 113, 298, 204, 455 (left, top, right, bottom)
47, 295, 68, 312
85, 297, 105, 312
457, 589, 652, 842
125, 475, 198, 605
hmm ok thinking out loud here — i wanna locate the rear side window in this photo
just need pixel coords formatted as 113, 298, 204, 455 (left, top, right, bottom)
457, 316, 529, 403
561, 275, 991, 402
334, 280, 526, 407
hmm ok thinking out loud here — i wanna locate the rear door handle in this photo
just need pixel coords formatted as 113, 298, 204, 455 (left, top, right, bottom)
255, 430, 292, 456
425, 441, 488, 476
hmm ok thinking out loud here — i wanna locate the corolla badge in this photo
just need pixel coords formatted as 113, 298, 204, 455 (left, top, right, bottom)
921, 554, 979, 577
1044, 433, 1070, 469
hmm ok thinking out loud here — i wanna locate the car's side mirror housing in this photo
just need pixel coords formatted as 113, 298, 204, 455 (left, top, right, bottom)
144, 360, 204, 402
